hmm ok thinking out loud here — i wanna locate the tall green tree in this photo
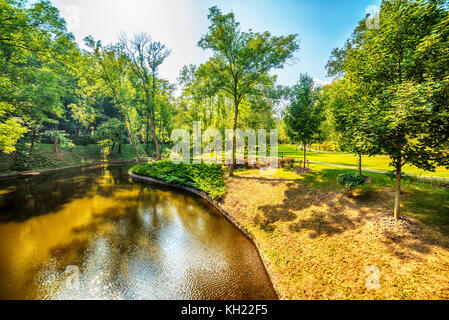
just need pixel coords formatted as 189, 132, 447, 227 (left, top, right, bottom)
0, 0, 77, 165
323, 80, 380, 175
120, 33, 170, 159
198, 6, 299, 176
84, 37, 141, 163
285, 74, 323, 167
330, 0, 449, 219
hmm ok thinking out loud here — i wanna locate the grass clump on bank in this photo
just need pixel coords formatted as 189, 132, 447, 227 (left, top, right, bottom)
132, 160, 226, 199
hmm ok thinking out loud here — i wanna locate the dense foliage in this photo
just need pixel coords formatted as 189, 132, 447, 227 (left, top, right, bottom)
132, 161, 226, 199
1, 1, 289, 172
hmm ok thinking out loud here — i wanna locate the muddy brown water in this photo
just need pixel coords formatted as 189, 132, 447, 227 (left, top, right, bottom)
0, 163, 277, 300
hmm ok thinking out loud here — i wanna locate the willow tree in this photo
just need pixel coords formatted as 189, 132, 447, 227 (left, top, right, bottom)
84, 37, 141, 163
198, 6, 299, 176
328, 0, 449, 219
120, 33, 170, 160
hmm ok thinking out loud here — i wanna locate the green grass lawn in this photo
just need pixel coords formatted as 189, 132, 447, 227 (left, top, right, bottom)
306, 164, 449, 234
277, 144, 449, 179
231, 162, 449, 299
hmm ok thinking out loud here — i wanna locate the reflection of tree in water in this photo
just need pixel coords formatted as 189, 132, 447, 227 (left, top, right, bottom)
0, 164, 135, 222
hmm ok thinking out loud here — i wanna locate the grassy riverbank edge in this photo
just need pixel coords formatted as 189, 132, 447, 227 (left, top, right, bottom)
0, 159, 137, 179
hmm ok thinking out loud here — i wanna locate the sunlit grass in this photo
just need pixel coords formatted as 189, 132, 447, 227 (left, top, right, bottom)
277, 144, 449, 179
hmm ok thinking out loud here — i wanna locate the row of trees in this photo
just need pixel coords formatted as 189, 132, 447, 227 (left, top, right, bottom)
1, 1, 297, 172
283, 0, 449, 219
0, 0, 183, 166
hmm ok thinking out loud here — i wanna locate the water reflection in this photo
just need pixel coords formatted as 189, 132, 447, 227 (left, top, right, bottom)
0, 164, 277, 300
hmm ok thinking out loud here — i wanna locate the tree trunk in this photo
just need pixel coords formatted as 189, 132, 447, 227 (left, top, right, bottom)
393, 161, 402, 220
124, 113, 140, 164
27, 128, 37, 171
118, 143, 122, 155
159, 118, 163, 142
145, 116, 150, 154
229, 98, 239, 177
144, 86, 161, 160
54, 138, 60, 154
150, 117, 160, 160
303, 143, 306, 168
151, 70, 161, 160
358, 153, 362, 176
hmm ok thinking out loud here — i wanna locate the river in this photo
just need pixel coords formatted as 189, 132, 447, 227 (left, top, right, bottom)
0, 163, 277, 300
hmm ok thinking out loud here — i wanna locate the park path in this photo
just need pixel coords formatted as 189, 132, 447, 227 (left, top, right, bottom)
309, 160, 449, 182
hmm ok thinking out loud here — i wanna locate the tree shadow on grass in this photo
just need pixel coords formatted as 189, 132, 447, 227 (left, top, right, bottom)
288, 209, 366, 238
236, 171, 374, 236
234, 169, 449, 260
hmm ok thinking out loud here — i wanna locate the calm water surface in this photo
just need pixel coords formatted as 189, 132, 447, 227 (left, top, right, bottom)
0, 163, 277, 300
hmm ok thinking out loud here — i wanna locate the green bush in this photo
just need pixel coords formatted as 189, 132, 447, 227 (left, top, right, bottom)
337, 172, 365, 191
132, 160, 226, 199
13, 144, 56, 171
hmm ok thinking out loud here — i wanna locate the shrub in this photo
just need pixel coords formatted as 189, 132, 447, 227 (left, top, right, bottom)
132, 160, 226, 199
337, 172, 365, 191
74, 134, 96, 146
279, 157, 295, 168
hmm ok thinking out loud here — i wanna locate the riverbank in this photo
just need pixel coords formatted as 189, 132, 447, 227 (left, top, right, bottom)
132, 163, 449, 299
0, 159, 137, 178
0, 143, 142, 176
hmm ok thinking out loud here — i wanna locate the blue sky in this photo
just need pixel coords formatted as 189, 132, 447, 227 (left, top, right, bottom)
52, 0, 382, 88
